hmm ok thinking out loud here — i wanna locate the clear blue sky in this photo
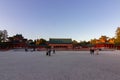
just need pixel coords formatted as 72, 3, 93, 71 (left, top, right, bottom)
0, 0, 120, 41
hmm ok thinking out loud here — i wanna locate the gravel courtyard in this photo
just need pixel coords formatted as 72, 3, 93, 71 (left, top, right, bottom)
0, 50, 120, 80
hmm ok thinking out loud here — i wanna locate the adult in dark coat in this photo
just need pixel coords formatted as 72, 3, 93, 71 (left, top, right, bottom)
90, 48, 94, 55
48, 49, 51, 56
53, 49, 55, 54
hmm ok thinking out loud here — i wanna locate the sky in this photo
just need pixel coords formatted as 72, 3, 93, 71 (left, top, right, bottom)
0, 0, 120, 41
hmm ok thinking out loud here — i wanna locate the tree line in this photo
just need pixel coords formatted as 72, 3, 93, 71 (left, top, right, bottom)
0, 27, 120, 49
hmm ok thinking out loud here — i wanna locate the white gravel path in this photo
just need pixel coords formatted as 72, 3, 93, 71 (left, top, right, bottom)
0, 50, 120, 80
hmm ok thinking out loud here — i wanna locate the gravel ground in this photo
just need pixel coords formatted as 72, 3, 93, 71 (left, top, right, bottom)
0, 50, 120, 80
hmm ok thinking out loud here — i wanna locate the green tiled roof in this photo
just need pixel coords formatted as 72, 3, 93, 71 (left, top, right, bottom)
49, 38, 72, 44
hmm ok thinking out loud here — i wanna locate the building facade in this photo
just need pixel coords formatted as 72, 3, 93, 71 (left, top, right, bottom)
95, 43, 114, 49
49, 38, 73, 50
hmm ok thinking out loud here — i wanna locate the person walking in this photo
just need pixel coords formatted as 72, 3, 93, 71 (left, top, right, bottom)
90, 48, 92, 55
25, 47, 28, 52
48, 49, 51, 56
90, 47, 94, 55
46, 51, 48, 56
46, 49, 49, 56
96, 48, 99, 55
53, 49, 55, 54
92, 48, 94, 55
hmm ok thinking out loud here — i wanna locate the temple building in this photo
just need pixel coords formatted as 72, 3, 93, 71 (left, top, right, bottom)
49, 38, 73, 50
95, 43, 114, 49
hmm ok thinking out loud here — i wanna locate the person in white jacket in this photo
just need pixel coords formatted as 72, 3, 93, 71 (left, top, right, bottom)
96, 48, 99, 55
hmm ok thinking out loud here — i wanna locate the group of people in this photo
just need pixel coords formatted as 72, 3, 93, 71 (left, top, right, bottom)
25, 47, 100, 56
25, 47, 56, 56
46, 49, 55, 56
90, 47, 99, 55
